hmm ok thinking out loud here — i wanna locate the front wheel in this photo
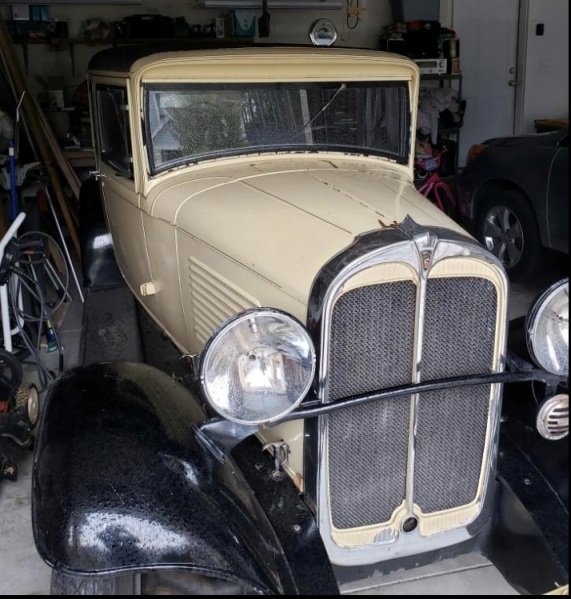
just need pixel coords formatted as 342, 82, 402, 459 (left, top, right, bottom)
51, 569, 258, 595
51, 571, 139, 595
476, 190, 542, 282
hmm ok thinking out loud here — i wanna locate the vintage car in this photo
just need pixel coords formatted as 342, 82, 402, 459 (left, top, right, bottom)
32, 47, 569, 595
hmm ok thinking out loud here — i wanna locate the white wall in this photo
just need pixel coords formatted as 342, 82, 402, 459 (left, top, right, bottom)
519, 0, 569, 133
0, 0, 392, 100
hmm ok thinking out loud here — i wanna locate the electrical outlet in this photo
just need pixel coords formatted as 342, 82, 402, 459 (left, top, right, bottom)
539, 60, 551, 74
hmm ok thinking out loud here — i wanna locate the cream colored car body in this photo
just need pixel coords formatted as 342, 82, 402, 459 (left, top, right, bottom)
90, 48, 466, 489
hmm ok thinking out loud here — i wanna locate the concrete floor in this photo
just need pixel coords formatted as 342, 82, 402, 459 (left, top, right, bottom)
0, 263, 566, 595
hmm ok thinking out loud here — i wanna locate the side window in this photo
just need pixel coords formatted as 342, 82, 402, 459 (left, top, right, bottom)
96, 85, 132, 176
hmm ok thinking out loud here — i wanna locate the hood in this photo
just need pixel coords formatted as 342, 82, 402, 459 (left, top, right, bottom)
150, 158, 467, 304
483, 129, 565, 148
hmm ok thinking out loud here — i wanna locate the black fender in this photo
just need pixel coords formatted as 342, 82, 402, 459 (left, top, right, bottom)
79, 178, 123, 289
32, 362, 337, 594
499, 317, 569, 573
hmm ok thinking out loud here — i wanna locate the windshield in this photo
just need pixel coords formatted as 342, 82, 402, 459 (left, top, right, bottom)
144, 82, 411, 174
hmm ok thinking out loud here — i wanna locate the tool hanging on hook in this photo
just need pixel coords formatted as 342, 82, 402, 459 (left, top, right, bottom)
7, 91, 26, 223
259, 0, 271, 38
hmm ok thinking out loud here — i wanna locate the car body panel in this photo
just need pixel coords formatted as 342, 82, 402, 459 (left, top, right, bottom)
547, 146, 569, 253
32, 362, 327, 595
141, 159, 467, 348
459, 130, 569, 253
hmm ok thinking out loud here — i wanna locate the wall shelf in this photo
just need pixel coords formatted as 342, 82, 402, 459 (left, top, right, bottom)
419, 72, 463, 171
420, 73, 462, 81
12, 36, 255, 75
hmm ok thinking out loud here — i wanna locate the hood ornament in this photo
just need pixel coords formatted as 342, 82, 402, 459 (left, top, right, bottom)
421, 250, 432, 271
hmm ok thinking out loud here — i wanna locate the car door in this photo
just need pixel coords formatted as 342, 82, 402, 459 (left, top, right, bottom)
547, 136, 569, 254
94, 83, 160, 316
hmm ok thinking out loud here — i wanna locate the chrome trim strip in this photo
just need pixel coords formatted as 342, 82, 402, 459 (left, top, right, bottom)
309, 218, 510, 567
405, 232, 437, 520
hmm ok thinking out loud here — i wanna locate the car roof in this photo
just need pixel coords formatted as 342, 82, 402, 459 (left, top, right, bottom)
88, 44, 416, 76
88, 42, 250, 73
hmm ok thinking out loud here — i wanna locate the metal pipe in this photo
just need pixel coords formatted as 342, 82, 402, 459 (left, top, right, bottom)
279, 368, 567, 422
44, 185, 85, 304
0, 212, 26, 351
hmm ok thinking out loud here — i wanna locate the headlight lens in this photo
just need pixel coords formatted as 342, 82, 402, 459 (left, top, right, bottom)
200, 309, 316, 425
527, 278, 568, 376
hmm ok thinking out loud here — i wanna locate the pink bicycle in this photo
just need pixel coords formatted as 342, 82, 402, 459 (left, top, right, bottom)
414, 149, 457, 216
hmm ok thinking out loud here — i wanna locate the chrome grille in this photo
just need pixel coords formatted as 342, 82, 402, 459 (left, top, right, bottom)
415, 278, 497, 512
328, 283, 417, 400
328, 282, 416, 529
326, 275, 498, 530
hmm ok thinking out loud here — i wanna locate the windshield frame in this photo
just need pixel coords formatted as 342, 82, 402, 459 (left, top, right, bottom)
143, 81, 411, 176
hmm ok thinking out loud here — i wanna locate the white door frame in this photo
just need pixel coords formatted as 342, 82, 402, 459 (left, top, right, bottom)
443, 0, 529, 136
514, 0, 530, 134
439, 0, 454, 27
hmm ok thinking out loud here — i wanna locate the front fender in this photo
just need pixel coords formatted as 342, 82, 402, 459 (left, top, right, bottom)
32, 363, 300, 594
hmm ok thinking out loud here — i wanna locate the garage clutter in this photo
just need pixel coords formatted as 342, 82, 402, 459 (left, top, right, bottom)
0, 12, 86, 482
380, 18, 465, 213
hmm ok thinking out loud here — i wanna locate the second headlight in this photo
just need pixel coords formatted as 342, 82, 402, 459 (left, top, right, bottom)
200, 309, 316, 425
527, 278, 568, 377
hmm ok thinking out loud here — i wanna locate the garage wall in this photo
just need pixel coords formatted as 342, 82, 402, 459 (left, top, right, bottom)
519, 0, 569, 133
0, 0, 392, 97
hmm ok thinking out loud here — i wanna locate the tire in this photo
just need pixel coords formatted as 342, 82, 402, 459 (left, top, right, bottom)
476, 189, 542, 282
50, 571, 139, 595
51, 569, 255, 595
0, 349, 23, 400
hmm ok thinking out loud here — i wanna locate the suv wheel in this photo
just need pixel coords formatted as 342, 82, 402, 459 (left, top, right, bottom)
476, 190, 542, 282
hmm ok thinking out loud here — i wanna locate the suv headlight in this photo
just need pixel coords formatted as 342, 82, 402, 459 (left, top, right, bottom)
200, 309, 316, 425
527, 278, 568, 376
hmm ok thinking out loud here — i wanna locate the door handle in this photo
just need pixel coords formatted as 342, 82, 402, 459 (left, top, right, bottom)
508, 80, 517, 87
89, 170, 106, 181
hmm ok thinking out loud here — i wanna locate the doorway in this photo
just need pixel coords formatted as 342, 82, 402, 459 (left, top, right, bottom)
452, 0, 521, 166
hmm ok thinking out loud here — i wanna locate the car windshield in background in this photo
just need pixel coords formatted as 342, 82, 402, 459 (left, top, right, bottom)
144, 81, 411, 174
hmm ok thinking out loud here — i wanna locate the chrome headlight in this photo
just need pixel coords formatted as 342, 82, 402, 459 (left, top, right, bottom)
526, 278, 568, 376
200, 309, 316, 425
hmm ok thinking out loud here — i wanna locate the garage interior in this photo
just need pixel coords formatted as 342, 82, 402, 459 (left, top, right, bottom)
0, 0, 568, 595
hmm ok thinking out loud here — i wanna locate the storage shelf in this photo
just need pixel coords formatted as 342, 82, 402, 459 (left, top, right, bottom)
420, 73, 462, 80
419, 72, 463, 173
12, 36, 253, 45
12, 36, 255, 75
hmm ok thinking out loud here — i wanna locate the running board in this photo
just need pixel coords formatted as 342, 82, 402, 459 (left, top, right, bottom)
80, 286, 143, 365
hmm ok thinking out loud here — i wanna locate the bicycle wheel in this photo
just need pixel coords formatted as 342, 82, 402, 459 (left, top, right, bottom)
433, 181, 457, 217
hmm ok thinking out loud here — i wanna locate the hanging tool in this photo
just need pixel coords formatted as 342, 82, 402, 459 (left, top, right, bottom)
8, 140, 17, 222
258, 0, 271, 38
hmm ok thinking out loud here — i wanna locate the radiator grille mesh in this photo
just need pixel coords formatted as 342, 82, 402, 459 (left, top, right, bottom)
328, 282, 416, 529
326, 274, 498, 531
414, 277, 497, 513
